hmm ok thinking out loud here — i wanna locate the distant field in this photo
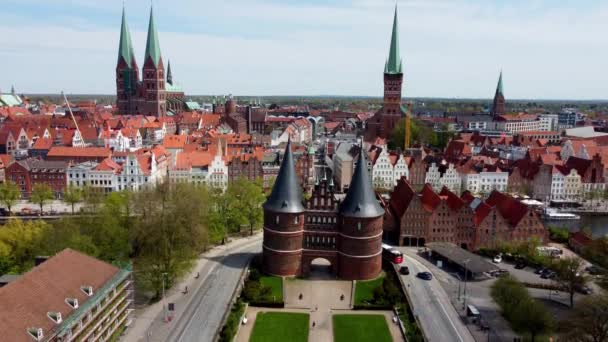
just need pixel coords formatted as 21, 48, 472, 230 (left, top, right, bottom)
333, 314, 392, 342
250, 312, 309, 342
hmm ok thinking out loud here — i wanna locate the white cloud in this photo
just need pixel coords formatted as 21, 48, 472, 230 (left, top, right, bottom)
0, 0, 606, 99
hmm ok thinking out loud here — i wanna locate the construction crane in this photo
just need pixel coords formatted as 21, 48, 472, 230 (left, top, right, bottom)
62, 91, 86, 148
404, 101, 412, 150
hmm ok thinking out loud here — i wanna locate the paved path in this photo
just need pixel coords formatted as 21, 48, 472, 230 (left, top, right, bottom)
396, 249, 475, 342
122, 234, 262, 342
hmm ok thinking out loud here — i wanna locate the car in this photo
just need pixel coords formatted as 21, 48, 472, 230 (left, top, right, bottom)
535, 267, 548, 275
493, 255, 502, 263
541, 271, 556, 279
586, 265, 606, 275
574, 284, 593, 295
399, 266, 410, 275
417, 272, 432, 280
514, 262, 526, 269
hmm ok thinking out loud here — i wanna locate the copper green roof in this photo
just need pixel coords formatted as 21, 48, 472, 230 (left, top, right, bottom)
495, 70, 504, 95
384, 4, 403, 75
118, 7, 134, 68
145, 7, 162, 67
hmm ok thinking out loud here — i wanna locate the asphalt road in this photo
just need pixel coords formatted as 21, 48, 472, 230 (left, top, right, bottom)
164, 238, 262, 342
397, 252, 475, 342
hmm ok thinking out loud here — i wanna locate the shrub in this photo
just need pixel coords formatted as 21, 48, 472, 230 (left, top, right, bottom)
548, 226, 569, 243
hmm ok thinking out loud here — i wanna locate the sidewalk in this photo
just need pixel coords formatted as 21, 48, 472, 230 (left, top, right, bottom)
122, 233, 262, 342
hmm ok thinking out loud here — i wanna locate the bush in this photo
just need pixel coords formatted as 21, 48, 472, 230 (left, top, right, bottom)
548, 227, 569, 243
219, 300, 245, 342
249, 268, 261, 282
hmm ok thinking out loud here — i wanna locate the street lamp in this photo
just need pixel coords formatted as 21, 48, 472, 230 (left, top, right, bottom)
463, 259, 470, 310
161, 272, 168, 322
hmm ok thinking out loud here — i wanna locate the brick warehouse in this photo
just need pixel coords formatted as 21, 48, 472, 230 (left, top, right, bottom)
262, 140, 384, 280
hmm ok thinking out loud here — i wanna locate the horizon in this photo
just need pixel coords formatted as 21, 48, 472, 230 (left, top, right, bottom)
1, 0, 607, 99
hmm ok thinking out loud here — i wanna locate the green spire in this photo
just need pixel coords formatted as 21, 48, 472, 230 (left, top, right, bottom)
145, 6, 162, 67
496, 70, 504, 95
384, 4, 402, 74
118, 6, 134, 68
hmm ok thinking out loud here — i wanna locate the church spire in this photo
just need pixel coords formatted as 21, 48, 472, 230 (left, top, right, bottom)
167, 60, 173, 85
263, 139, 304, 214
144, 6, 162, 67
384, 4, 402, 74
118, 6, 134, 68
495, 70, 504, 96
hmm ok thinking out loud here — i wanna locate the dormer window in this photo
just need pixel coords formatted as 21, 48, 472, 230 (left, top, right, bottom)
275, 216, 279, 225
27, 327, 43, 341
294, 216, 299, 224
357, 222, 362, 230
65, 298, 79, 309
81, 285, 93, 297
47, 312, 62, 324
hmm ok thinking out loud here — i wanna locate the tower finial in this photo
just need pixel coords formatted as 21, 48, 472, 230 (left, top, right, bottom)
384, 3, 402, 74
145, 4, 162, 67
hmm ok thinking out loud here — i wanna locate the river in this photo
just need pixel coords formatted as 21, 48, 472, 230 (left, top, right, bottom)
543, 214, 608, 238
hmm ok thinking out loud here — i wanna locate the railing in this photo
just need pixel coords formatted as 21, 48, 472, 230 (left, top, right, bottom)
77, 299, 132, 342
71, 287, 130, 341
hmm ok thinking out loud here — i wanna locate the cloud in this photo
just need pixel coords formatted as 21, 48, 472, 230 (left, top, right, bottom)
0, 0, 606, 99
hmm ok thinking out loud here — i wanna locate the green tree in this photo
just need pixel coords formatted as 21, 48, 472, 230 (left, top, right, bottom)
0, 181, 21, 214
63, 187, 83, 214
0, 219, 50, 273
210, 186, 244, 243
512, 298, 553, 342
233, 179, 265, 236
30, 184, 54, 213
559, 293, 608, 342
131, 182, 210, 298
554, 257, 589, 308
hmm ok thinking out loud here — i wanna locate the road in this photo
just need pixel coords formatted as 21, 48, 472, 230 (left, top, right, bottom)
124, 236, 262, 342
397, 251, 475, 342
166, 239, 261, 342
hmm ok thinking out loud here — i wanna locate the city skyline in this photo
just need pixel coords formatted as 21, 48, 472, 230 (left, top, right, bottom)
1, 0, 607, 99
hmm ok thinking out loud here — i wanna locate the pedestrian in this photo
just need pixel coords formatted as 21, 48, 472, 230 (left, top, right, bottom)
312, 321, 316, 328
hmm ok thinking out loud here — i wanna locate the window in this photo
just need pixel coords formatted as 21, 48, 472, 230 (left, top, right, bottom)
275, 216, 279, 225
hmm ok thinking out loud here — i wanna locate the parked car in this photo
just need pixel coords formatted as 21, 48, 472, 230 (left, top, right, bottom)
514, 262, 526, 269
417, 272, 433, 280
574, 284, 593, 295
399, 266, 410, 275
535, 267, 547, 275
541, 271, 556, 279
493, 255, 502, 264
586, 265, 606, 275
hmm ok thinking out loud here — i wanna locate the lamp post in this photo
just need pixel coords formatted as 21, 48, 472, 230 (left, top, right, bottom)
162, 272, 168, 322
463, 259, 470, 310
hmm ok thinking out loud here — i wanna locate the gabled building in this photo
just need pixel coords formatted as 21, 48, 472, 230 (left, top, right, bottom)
6, 158, 68, 199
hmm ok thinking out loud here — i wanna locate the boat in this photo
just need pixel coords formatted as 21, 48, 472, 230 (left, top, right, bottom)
543, 208, 581, 220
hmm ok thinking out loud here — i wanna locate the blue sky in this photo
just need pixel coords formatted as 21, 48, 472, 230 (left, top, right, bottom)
0, 0, 606, 99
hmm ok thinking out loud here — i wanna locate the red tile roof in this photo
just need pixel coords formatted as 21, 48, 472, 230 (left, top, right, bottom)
420, 184, 441, 212
47, 146, 111, 158
389, 177, 416, 218
485, 191, 530, 227
438, 187, 465, 211
32, 137, 53, 150
0, 249, 119, 342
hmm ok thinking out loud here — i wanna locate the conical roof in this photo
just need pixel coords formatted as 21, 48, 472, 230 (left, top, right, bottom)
144, 6, 162, 67
167, 60, 173, 85
118, 7, 134, 68
263, 139, 304, 213
340, 147, 384, 218
495, 70, 504, 96
384, 4, 403, 74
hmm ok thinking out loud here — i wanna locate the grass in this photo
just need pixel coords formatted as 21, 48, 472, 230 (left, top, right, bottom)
260, 275, 283, 302
354, 272, 385, 305
250, 312, 309, 342
333, 314, 392, 342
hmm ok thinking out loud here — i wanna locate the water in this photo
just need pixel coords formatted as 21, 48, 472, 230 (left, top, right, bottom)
544, 215, 608, 238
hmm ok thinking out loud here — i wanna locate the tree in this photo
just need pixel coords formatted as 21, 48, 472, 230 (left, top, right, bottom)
131, 182, 210, 298
512, 298, 553, 341
0, 219, 50, 273
210, 187, 244, 243
232, 179, 265, 236
63, 187, 83, 214
0, 181, 21, 214
30, 184, 54, 213
553, 257, 588, 308
559, 293, 608, 342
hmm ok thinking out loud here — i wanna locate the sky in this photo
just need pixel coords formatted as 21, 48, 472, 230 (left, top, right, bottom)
0, 0, 607, 99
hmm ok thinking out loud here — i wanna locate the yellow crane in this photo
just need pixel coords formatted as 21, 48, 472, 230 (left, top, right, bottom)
404, 101, 412, 149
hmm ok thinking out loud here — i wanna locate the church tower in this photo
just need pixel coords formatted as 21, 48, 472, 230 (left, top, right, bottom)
141, 7, 167, 117
381, 4, 404, 138
491, 71, 505, 117
116, 6, 139, 114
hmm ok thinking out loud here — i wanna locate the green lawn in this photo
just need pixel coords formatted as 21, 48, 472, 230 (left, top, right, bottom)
260, 275, 283, 302
354, 272, 384, 305
333, 314, 392, 342
250, 312, 309, 342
